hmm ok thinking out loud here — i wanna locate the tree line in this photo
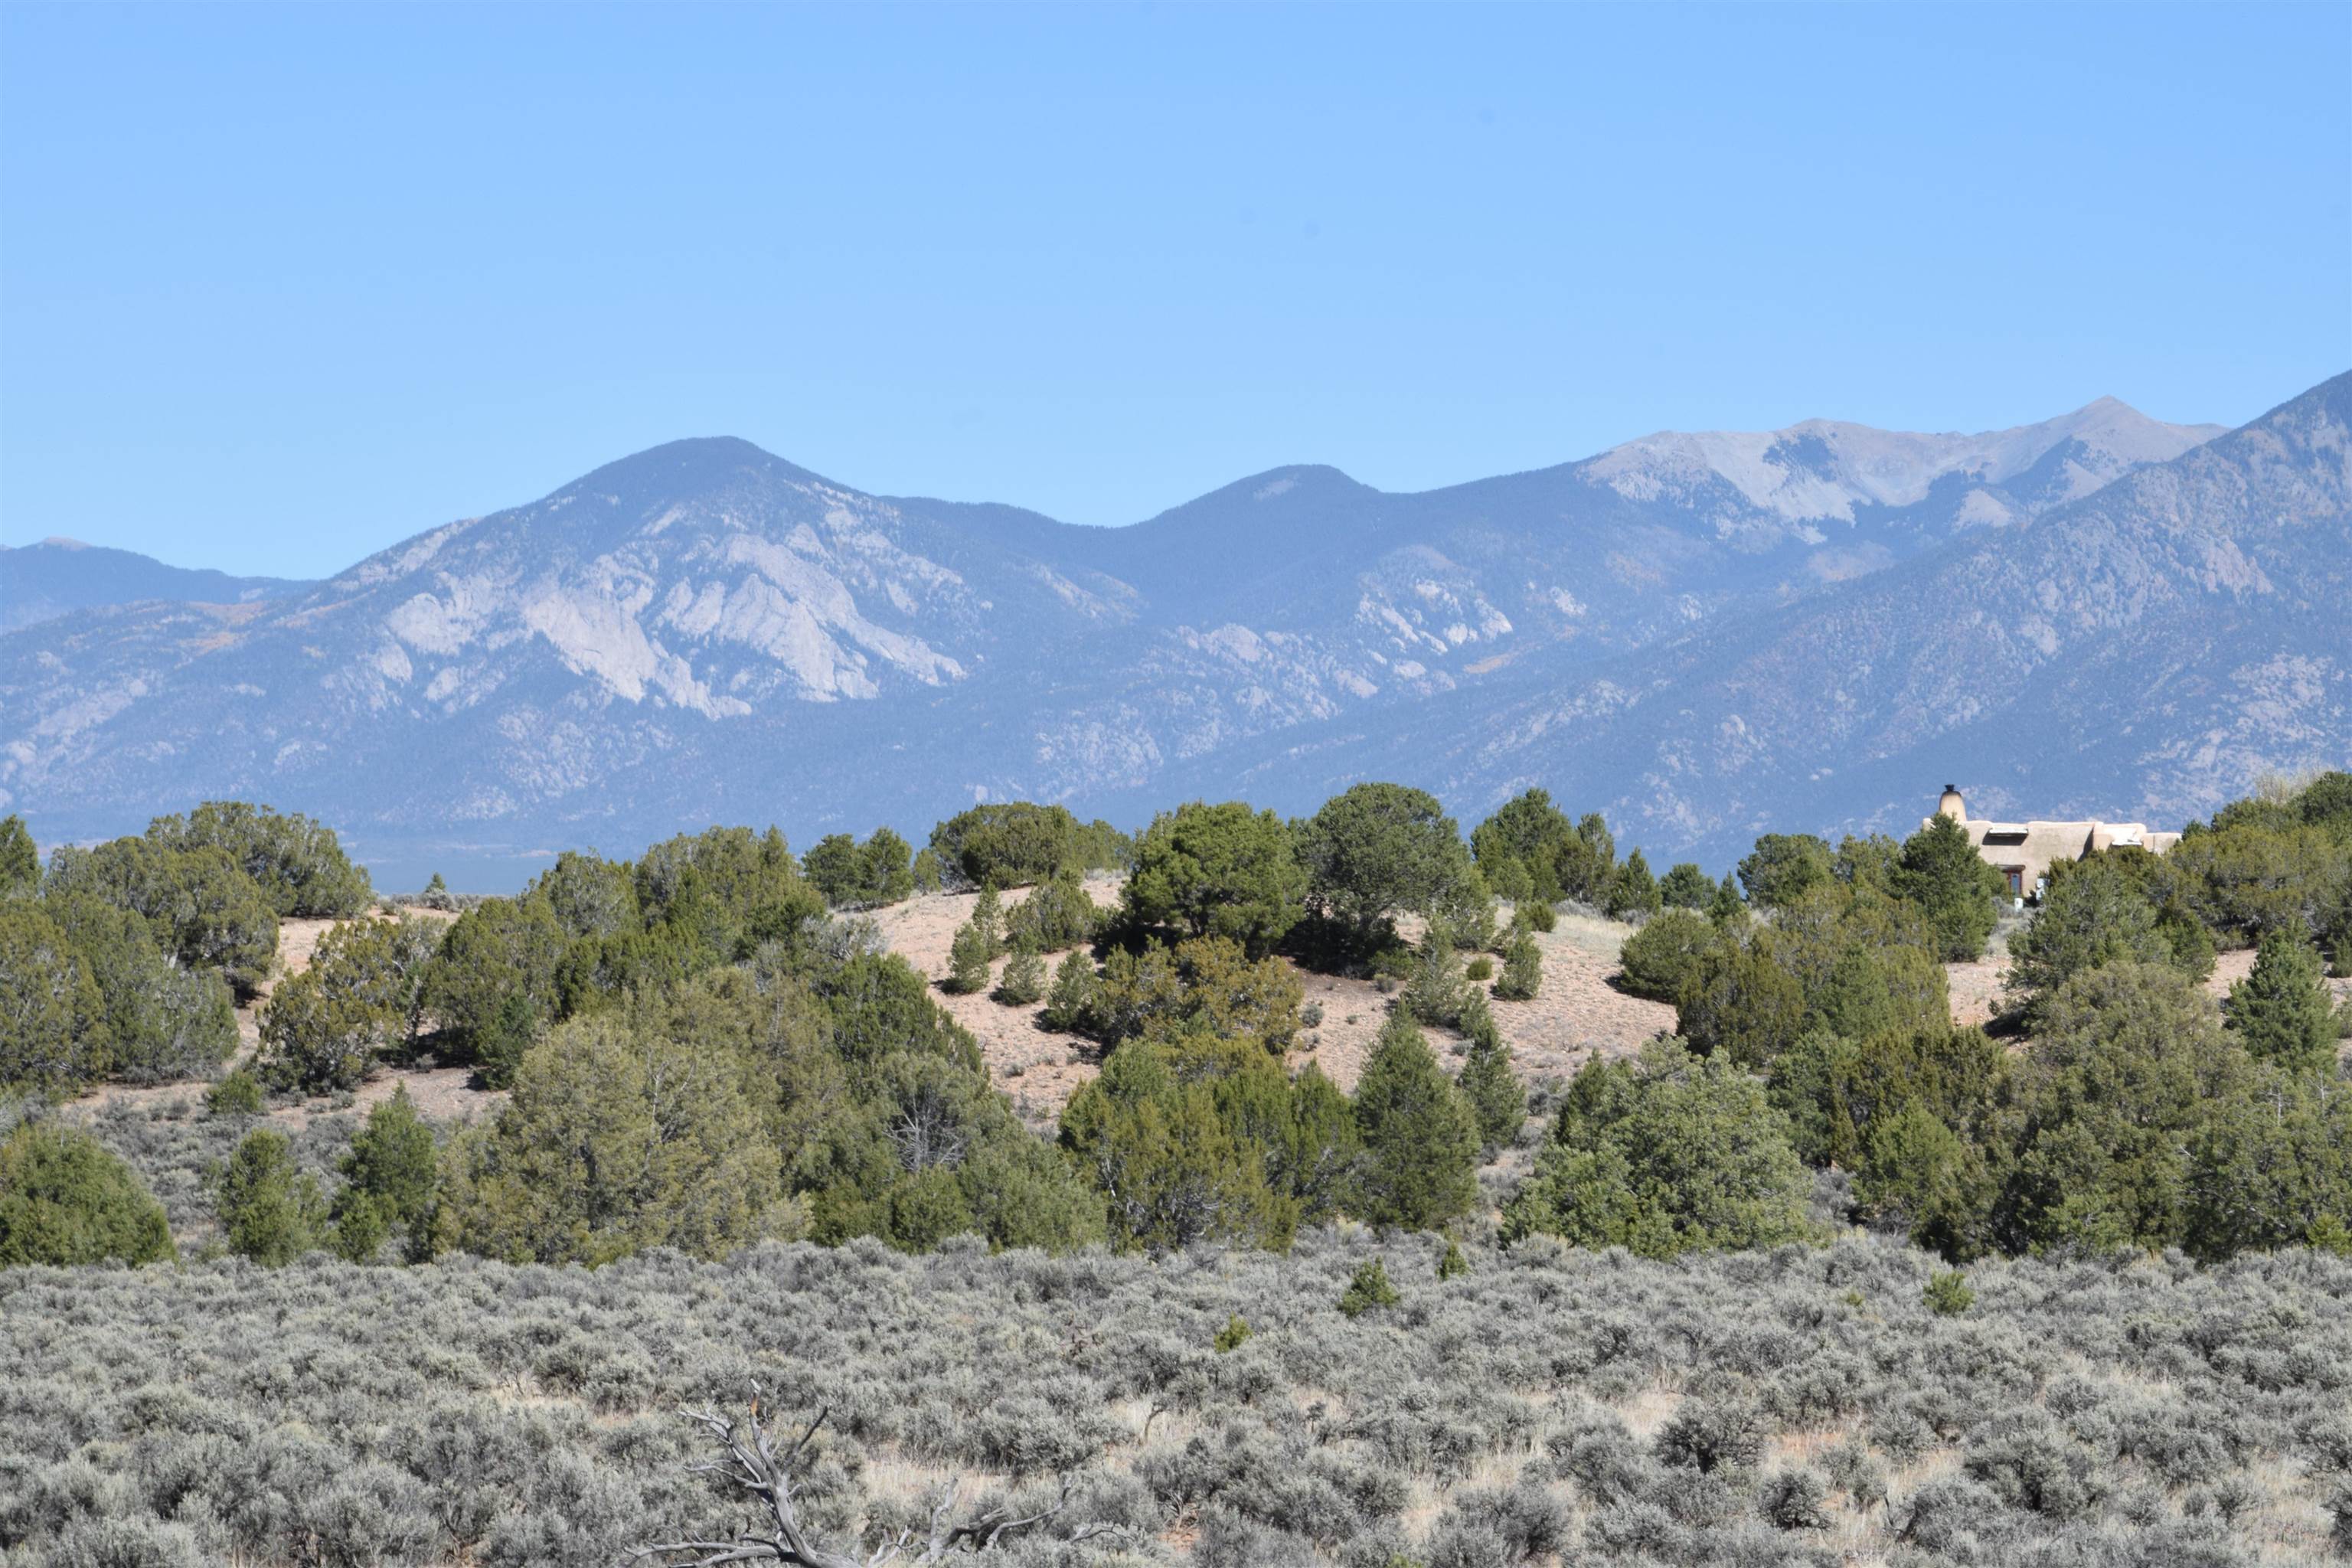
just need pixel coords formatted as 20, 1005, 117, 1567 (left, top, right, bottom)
3, 772, 2348, 1276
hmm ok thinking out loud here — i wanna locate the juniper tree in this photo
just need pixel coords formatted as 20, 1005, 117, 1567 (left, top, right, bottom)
1605, 848, 1661, 921
437, 1012, 787, 1266
0, 814, 36, 899
1616, 906, 1712, 1001
1351, 1013, 1479, 1230
1504, 1039, 1811, 1258
1659, 861, 1713, 910
992, 942, 1047, 1007
943, 916, 995, 996
1676, 932, 1807, 1067
206, 1067, 266, 1117
1456, 1006, 1527, 1155
1296, 782, 1480, 946
1004, 870, 1099, 952
218, 1128, 325, 1266
1493, 929, 1542, 1001
259, 916, 440, 1094
145, 799, 373, 918
2226, 927, 2337, 1073
1122, 800, 1305, 956
1039, 950, 1099, 1034
0, 903, 112, 1093
0, 1121, 175, 1266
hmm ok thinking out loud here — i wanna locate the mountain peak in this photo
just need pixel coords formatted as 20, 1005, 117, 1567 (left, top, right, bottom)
557, 436, 831, 503
1583, 396, 2223, 526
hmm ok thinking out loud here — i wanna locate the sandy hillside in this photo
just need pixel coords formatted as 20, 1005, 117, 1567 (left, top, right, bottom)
61, 903, 501, 1132
870, 886, 1677, 1118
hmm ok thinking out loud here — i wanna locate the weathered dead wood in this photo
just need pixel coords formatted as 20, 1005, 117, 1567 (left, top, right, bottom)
632, 1390, 1118, 1567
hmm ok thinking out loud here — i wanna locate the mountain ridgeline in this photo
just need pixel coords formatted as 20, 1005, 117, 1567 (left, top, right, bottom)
5, 378, 2342, 883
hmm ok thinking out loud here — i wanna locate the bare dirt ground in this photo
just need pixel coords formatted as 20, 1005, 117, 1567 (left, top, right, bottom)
867, 882, 1119, 1125
868, 887, 1677, 1119
1295, 910, 1676, 1095
59, 903, 502, 1133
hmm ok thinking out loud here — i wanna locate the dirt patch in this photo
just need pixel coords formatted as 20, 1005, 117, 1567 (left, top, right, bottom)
867, 889, 1676, 1117
1290, 913, 1675, 1096
867, 881, 1122, 1126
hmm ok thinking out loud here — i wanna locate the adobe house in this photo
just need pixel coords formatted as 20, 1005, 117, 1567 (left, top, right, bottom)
1928, 785, 2181, 903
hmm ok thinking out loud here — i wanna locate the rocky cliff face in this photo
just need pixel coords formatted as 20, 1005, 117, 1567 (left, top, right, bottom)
8, 384, 2324, 883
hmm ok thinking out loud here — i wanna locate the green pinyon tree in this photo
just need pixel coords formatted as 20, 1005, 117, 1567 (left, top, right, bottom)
1123, 800, 1305, 956
0, 1122, 175, 1267
992, 941, 1047, 1007
1351, 1013, 1480, 1230
1659, 861, 1713, 910
331, 1084, 440, 1262
1893, 814, 2007, 962
0, 815, 37, 899
1606, 848, 1662, 921
1039, 950, 1100, 1034
1493, 927, 1543, 1001
217, 1128, 326, 1266
1338, 1257, 1400, 1317
1504, 1038, 1811, 1259
1736, 835, 1834, 913
943, 916, 995, 996
2225, 927, 2338, 1075
2004, 856, 2177, 1021
1400, 920, 1471, 1027
1456, 1003, 1527, 1156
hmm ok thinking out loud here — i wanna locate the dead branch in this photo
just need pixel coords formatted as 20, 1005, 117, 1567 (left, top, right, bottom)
632, 1389, 1120, 1567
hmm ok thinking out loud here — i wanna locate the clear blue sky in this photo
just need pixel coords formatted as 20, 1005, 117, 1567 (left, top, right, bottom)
3, 2, 2346, 579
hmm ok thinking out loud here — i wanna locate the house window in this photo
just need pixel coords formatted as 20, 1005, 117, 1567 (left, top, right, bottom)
2003, 867, 2024, 897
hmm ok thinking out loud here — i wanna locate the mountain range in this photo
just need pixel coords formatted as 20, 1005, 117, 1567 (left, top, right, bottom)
0, 539, 312, 635
6, 380, 2342, 890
